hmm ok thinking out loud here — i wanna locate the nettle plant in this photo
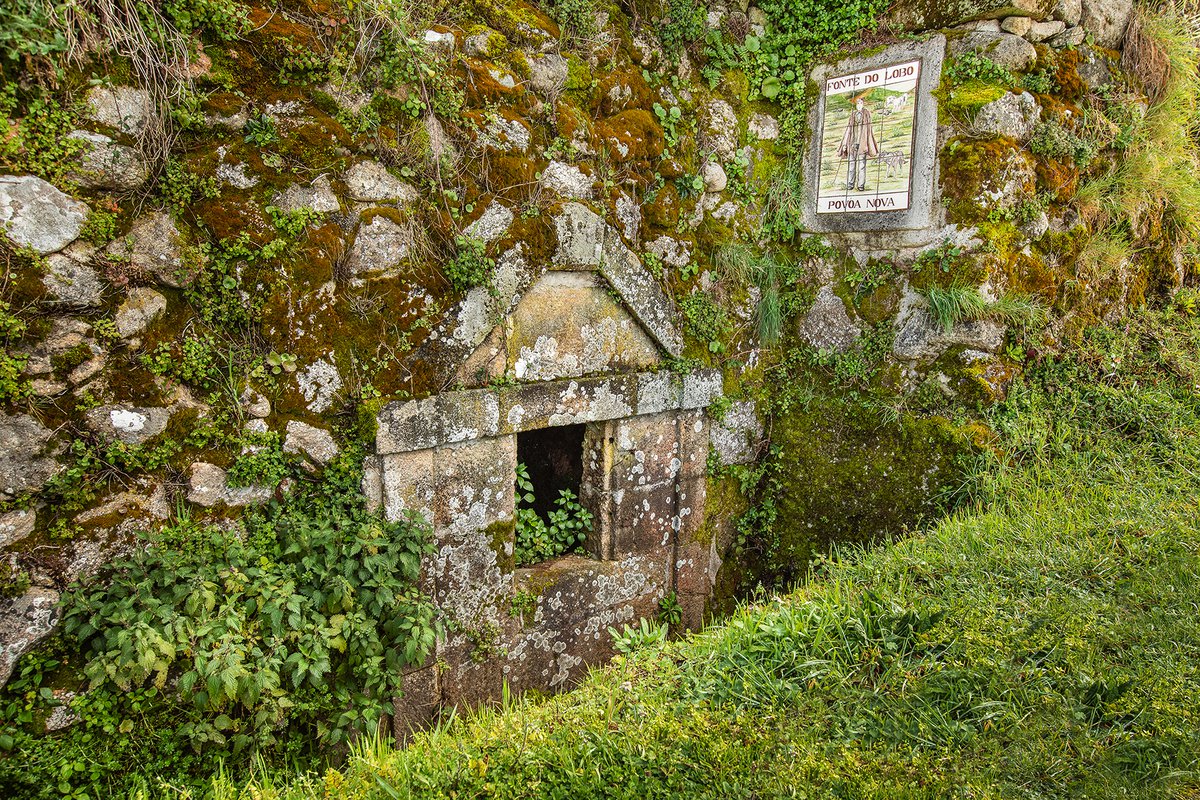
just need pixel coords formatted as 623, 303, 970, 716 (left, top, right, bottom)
61, 489, 438, 751
514, 463, 594, 566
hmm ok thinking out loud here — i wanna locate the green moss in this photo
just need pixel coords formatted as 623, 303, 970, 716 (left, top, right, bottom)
486, 518, 517, 573
769, 396, 971, 575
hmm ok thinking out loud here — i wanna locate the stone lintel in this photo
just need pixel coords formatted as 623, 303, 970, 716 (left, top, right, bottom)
376, 369, 721, 455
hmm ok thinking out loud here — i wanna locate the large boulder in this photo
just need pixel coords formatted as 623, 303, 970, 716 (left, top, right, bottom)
0, 415, 61, 498
0, 175, 87, 254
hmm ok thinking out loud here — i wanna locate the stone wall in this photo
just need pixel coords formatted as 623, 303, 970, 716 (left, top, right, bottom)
367, 370, 721, 727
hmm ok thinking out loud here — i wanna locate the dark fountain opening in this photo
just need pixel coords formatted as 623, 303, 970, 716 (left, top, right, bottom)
517, 424, 586, 520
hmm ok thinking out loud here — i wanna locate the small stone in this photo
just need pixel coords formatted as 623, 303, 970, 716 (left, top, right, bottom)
1027, 19, 1066, 42
19, 317, 89, 375
345, 215, 414, 277
797, 286, 861, 353
1075, 44, 1115, 91
343, 161, 418, 203
530, 54, 566, 97
464, 32, 492, 57
265, 99, 304, 118
974, 91, 1041, 140
748, 112, 779, 141
297, 357, 342, 414
464, 202, 514, 244
45, 692, 80, 732
67, 131, 150, 190
187, 462, 273, 508
44, 244, 103, 307
481, 116, 531, 152
0, 587, 60, 688
85, 405, 173, 445
1001, 16, 1033, 36
1050, 25, 1088, 47
615, 192, 641, 244
424, 29, 456, 55
114, 287, 166, 340
700, 99, 739, 161
710, 400, 763, 466
30, 378, 67, 396
958, 19, 1002, 32
1020, 210, 1050, 241
0, 509, 35, 549
67, 353, 105, 386
540, 161, 593, 199
0, 415, 61, 497
284, 420, 340, 465
0, 175, 88, 254
275, 175, 340, 214
241, 388, 271, 418
1053, 0, 1083, 26
104, 212, 192, 287
646, 235, 692, 268
701, 161, 728, 193
85, 86, 151, 136
487, 67, 517, 90
216, 158, 257, 189
424, 114, 457, 162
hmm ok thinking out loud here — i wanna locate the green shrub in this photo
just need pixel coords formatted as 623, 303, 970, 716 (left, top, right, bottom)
61, 501, 437, 753
514, 463, 593, 566
680, 291, 731, 353
161, 159, 220, 212
443, 235, 493, 293
226, 429, 291, 488
946, 52, 1015, 87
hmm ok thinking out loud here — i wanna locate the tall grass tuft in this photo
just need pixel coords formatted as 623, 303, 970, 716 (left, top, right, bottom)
1079, 2, 1200, 278
923, 284, 1048, 331
715, 244, 789, 344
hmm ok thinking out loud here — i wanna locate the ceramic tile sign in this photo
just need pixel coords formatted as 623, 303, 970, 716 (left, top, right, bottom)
816, 60, 920, 215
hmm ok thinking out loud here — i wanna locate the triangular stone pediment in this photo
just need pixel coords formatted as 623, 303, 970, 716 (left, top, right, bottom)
458, 271, 662, 386
412, 203, 682, 391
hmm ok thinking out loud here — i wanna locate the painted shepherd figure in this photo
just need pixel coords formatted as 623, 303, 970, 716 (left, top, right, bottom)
837, 96, 879, 191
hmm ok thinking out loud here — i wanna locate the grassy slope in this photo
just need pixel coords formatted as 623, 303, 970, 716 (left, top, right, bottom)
173, 310, 1200, 799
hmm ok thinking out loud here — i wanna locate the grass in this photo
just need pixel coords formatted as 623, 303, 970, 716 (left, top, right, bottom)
922, 283, 1048, 332
1077, 4, 1200, 276
138, 305, 1200, 799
